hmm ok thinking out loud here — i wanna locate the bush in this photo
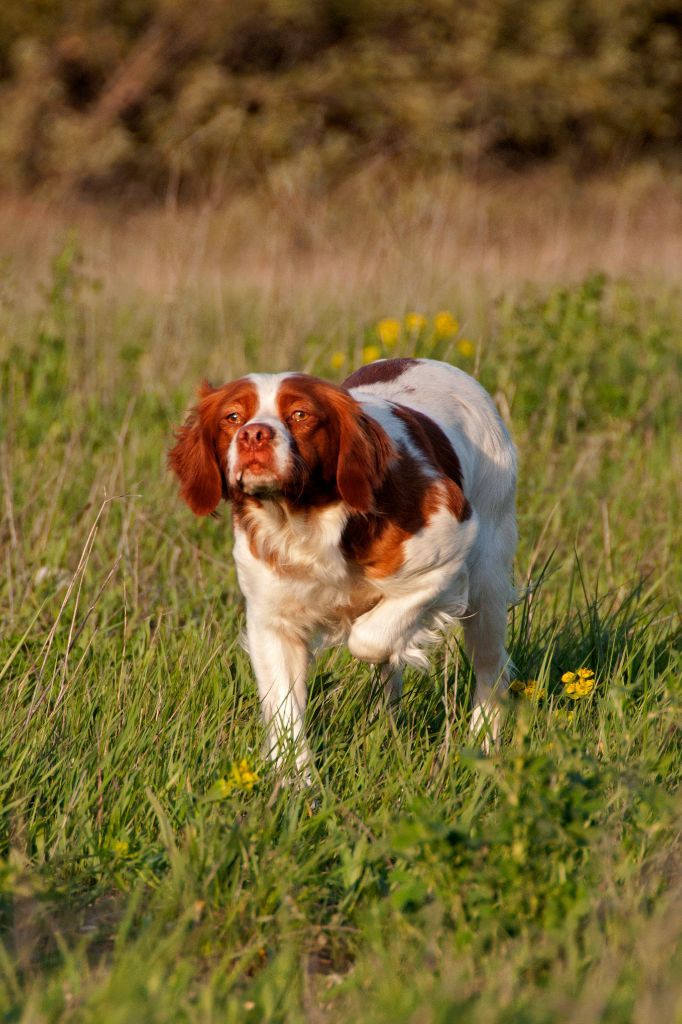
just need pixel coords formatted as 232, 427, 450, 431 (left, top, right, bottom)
0, 0, 681, 198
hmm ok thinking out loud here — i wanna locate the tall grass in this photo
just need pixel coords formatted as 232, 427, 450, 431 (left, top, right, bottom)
0, 212, 680, 1021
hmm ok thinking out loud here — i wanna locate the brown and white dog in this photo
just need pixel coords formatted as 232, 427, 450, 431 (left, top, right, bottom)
169, 357, 517, 771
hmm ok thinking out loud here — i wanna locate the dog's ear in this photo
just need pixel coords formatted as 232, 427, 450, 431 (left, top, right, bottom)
335, 397, 393, 514
168, 383, 223, 516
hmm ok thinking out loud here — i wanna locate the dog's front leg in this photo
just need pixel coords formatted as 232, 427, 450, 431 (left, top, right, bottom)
347, 568, 460, 666
245, 611, 311, 775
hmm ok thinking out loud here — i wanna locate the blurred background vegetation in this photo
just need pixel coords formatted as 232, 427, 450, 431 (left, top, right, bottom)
0, 0, 681, 201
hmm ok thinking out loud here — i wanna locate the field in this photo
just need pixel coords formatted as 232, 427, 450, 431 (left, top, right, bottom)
0, 184, 681, 1022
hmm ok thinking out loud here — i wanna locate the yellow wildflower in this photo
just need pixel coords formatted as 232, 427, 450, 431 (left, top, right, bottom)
110, 839, 129, 858
457, 338, 475, 358
562, 668, 596, 699
376, 318, 401, 347
330, 351, 346, 370
434, 311, 459, 337
510, 679, 545, 701
230, 759, 260, 791
405, 312, 427, 334
525, 681, 545, 701
213, 759, 260, 798
362, 344, 382, 364
573, 680, 595, 699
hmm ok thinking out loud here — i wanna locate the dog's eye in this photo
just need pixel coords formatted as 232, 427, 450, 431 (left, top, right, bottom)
224, 412, 242, 424
291, 410, 308, 422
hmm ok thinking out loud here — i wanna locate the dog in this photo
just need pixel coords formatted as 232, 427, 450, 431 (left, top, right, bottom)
169, 357, 517, 771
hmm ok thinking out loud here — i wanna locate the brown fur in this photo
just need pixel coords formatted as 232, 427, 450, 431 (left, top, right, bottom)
343, 358, 418, 389
168, 379, 257, 515
341, 445, 442, 578
391, 404, 472, 521
277, 375, 393, 513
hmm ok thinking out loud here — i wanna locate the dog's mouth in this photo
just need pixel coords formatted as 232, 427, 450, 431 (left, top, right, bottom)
235, 465, 283, 495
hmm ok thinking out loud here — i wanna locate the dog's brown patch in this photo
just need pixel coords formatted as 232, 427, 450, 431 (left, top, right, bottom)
341, 445, 441, 578
344, 358, 419, 389
391, 404, 472, 521
277, 374, 394, 513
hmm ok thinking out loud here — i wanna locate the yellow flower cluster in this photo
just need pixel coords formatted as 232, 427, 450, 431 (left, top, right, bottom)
510, 679, 545, 701
329, 310, 476, 372
215, 759, 260, 797
561, 668, 596, 699
374, 310, 473, 346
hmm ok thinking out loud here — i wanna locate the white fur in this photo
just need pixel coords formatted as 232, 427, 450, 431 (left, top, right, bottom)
231, 361, 517, 769
227, 373, 296, 493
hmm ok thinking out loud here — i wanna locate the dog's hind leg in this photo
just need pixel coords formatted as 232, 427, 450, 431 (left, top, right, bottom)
462, 514, 516, 747
380, 659, 403, 706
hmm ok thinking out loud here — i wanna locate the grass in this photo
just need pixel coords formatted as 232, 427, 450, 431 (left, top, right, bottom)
0, 204, 680, 1022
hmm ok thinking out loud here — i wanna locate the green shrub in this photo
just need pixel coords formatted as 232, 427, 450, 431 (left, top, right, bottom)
0, 0, 681, 197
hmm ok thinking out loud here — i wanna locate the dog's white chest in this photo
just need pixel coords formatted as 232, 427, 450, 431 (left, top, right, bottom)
233, 501, 379, 633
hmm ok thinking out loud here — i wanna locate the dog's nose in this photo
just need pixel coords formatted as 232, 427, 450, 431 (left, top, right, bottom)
237, 422, 275, 448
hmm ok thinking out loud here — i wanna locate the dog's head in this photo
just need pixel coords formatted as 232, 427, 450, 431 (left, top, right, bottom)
169, 373, 393, 516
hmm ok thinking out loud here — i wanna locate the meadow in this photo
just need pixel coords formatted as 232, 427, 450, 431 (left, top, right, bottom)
0, 185, 681, 1022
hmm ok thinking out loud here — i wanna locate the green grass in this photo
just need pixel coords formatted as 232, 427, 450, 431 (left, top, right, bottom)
0, 247, 680, 1022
